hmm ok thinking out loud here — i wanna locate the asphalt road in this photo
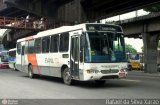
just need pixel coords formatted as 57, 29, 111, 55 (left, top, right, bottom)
0, 68, 160, 105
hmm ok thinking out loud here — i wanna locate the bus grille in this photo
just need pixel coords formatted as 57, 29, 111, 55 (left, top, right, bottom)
100, 75, 118, 79
101, 69, 119, 74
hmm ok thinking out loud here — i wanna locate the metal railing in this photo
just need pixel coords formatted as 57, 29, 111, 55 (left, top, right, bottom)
0, 16, 72, 30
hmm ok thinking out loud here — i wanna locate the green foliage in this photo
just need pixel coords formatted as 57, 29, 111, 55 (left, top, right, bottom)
115, 44, 137, 53
144, 4, 160, 12
141, 46, 144, 53
158, 42, 160, 48
125, 44, 137, 53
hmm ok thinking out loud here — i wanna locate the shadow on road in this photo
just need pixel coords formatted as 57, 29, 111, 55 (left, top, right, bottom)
73, 80, 135, 89
21, 74, 135, 89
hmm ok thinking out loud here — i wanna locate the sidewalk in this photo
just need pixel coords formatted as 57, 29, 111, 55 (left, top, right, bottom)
128, 70, 160, 77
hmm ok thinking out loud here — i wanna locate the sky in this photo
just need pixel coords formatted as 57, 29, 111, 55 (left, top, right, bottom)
125, 38, 143, 52
102, 9, 149, 52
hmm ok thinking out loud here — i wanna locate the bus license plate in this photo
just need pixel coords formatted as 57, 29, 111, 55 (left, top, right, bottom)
119, 73, 125, 77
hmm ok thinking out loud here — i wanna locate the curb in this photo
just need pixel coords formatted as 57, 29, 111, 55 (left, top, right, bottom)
128, 71, 160, 77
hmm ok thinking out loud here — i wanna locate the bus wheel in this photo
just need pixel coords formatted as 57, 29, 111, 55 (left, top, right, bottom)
63, 68, 73, 85
95, 80, 106, 86
28, 65, 34, 78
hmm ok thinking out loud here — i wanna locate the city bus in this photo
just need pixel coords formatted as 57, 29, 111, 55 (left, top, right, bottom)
8, 48, 16, 70
0, 50, 9, 68
16, 23, 128, 85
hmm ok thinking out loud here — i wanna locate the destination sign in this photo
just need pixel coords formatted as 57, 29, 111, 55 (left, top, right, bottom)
86, 24, 122, 32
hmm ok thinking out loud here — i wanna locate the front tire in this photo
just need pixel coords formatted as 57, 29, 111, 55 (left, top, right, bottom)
63, 68, 73, 85
28, 65, 34, 78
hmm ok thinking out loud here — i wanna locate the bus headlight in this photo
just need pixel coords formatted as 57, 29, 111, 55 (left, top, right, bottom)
86, 69, 99, 74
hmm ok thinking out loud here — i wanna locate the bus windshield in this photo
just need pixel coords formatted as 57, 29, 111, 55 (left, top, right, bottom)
9, 51, 16, 58
84, 32, 126, 63
1, 51, 9, 62
130, 54, 139, 60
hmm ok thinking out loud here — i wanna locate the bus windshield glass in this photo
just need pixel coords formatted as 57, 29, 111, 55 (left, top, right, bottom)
84, 31, 126, 63
130, 54, 139, 60
9, 51, 16, 58
1, 51, 9, 62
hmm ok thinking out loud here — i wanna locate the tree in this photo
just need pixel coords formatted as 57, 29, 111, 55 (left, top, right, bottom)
115, 44, 137, 53
144, 4, 160, 12
125, 44, 137, 53
141, 46, 144, 53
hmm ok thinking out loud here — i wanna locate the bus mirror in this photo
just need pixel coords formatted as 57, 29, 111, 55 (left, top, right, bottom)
120, 37, 125, 46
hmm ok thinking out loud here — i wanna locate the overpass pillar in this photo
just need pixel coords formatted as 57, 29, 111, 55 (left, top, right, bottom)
142, 32, 159, 73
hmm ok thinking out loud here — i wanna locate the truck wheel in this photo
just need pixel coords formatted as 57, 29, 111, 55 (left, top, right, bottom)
63, 68, 73, 85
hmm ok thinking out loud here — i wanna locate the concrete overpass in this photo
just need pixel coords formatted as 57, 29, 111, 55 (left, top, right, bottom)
115, 13, 160, 73
0, 0, 160, 47
3, 0, 160, 23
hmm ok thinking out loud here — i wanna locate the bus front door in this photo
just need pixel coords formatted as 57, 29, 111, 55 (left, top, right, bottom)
70, 35, 80, 78
21, 45, 25, 71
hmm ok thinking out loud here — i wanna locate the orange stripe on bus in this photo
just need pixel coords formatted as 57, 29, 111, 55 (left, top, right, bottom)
27, 54, 40, 74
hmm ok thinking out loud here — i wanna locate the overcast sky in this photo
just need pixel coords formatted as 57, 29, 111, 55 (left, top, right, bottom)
125, 38, 143, 52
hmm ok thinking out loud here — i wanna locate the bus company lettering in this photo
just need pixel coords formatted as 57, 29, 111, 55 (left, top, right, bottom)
90, 64, 97, 69
101, 65, 119, 68
45, 58, 53, 63
45, 58, 59, 63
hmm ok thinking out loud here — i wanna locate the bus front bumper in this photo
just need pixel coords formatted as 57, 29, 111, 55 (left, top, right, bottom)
83, 71, 128, 81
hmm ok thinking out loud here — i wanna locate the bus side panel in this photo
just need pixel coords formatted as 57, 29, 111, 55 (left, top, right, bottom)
49, 53, 62, 77
27, 54, 40, 74
16, 54, 21, 71
35, 53, 50, 76
16, 43, 21, 71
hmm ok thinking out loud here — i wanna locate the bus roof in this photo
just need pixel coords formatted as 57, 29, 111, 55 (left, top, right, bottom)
17, 23, 121, 43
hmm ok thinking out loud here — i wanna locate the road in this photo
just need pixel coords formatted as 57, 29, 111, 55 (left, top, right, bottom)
0, 68, 160, 105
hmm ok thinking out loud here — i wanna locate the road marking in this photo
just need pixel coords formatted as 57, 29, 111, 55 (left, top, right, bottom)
121, 79, 141, 82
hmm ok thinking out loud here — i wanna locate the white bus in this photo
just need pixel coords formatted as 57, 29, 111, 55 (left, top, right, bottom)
8, 48, 16, 70
16, 23, 128, 85
0, 50, 9, 68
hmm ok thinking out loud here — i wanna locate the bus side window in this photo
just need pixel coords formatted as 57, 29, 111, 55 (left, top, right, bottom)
50, 35, 59, 52
28, 40, 35, 54
59, 33, 69, 52
42, 36, 50, 53
80, 34, 85, 62
35, 38, 42, 53
17, 42, 21, 55
21, 46, 25, 55
25, 41, 28, 54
